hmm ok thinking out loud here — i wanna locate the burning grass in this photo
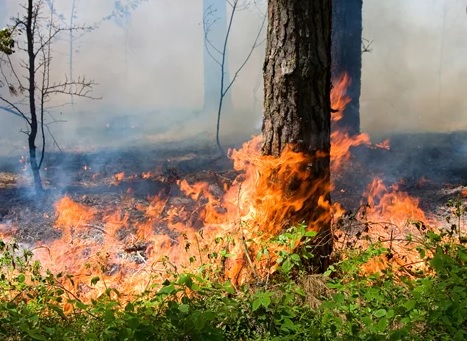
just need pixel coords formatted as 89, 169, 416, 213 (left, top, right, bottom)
0, 73, 459, 295
1, 73, 467, 339
1, 222, 466, 340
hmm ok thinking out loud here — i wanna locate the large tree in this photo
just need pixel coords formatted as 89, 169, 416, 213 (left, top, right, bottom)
261, 0, 332, 270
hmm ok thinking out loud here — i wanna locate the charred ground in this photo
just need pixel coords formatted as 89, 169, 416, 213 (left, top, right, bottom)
0, 131, 466, 250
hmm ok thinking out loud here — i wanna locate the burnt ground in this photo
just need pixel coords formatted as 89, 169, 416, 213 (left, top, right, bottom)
333, 131, 467, 214
0, 131, 467, 247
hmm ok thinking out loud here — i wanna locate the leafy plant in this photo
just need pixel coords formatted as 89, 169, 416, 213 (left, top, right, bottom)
1, 218, 467, 340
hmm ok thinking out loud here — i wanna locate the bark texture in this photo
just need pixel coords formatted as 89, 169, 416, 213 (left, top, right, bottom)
331, 0, 362, 135
261, 0, 332, 270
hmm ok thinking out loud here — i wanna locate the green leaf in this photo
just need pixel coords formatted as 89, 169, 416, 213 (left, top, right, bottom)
252, 292, 272, 312
281, 259, 294, 273
280, 317, 298, 332
17, 273, 25, 283
333, 293, 345, 305
304, 230, 317, 237
373, 309, 387, 318
90, 276, 100, 286
49, 304, 66, 319
75, 300, 88, 310
178, 274, 193, 289
125, 302, 134, 312
158, 284, 176, 296
178, 304, 190, 313
26, 330, 47, 341
404, 300, 416, 311
362, 316, 372, 326
290, 253, 301, 263
127, 317, 140, 330
223, 281, 235, 295
252, 298, 262, 312
456, 247, 467, 262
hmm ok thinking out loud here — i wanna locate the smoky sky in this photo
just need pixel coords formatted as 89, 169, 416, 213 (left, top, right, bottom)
0, 0, 266, 155
361, 0, 467, 135
0, 0, 466, 158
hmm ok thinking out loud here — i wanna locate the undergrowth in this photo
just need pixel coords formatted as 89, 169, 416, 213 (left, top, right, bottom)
1, 221, 467, 340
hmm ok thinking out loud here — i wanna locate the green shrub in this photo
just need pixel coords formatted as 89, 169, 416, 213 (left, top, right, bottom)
1, 222, 466, 340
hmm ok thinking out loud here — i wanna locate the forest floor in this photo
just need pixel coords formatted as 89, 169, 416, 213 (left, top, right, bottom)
0, 131, 466, 247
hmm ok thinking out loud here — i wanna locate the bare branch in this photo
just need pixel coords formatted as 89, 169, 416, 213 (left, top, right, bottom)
203, 5, 223, 64
223, 12, 266, 96
362, 38, 373, 53
44, 122, 62, 152
6, 54, 26, 89
0, 96, 31, 124
0, 0, 99, 194
216, 1, 266, 154
204, 41, 222, 67
44, 77, 100, 99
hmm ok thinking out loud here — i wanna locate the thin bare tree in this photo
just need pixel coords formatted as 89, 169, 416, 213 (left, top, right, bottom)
203, 0, 266, 154
0, 0, 97, 195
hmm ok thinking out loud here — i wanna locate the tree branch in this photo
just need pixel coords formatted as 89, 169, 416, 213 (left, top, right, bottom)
0, 97, 31, 124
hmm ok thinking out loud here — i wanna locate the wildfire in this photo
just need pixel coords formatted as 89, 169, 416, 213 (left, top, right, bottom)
3, 73, 434, 303
330, 74, 370, 170
330, 74, 391, 170
332, 175, 431, 277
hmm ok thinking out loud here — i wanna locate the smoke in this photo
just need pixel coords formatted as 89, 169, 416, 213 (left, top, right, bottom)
361, 0, 467, 135
0, 0, 266, 159
1, 0, 467, 161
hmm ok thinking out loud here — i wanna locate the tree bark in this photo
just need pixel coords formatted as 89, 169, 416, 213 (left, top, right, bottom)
261, 0, 332, 270
331, 0, 362, 135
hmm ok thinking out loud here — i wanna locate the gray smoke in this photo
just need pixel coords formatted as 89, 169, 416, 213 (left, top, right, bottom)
361, 0, 467, 136
1, 0, 467, 161
0, 0, 266, 159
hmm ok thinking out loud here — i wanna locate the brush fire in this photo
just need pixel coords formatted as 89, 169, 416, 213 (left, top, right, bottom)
1, 73, 459, 308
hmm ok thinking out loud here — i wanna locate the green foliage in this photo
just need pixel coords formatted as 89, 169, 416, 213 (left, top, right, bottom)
0, 28, 15, 55
1, 222, 467, 340
273, 223, 317, 276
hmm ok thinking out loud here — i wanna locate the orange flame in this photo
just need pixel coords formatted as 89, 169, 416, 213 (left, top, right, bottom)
3, 72, 432, 303
364, 178, 426, 226
330, 74, 371, 170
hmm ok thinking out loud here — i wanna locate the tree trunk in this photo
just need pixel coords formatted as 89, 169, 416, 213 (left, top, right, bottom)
261, 0, 332, 270
26, 0, 43, 194
331, 0, 362, 135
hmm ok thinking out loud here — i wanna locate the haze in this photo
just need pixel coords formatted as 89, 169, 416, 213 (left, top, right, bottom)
1, 0, 467, 157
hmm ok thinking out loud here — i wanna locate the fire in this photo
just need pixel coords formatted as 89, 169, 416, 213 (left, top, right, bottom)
375, 139, 391, 150
2, 72, 434, 304
329, 73, 428, 274
332, 178, 429, 275
330, 74, 371, 170
114, 171, 125, 182
330, 74, 391, 171
141, 171, 152, 179
364, 178, 426, 226
54, 196, 95, 228
29, 135, 333, 297
0, 223, 16, 241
